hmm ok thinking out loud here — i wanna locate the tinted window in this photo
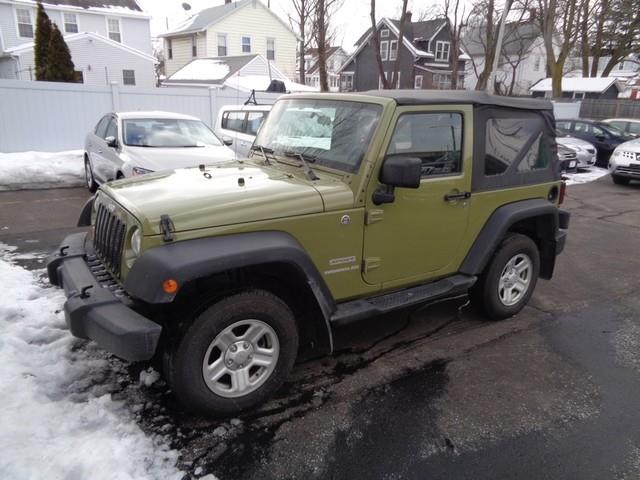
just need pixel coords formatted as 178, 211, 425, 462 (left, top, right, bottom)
246, 112, 265, 135
485, 118, 547, 176
222, 111, 245, 132
573, 122, 591, 134
556, 121, 572, 133
387, 112, 462, 177
104, 118, 117, 140
95, 116, 110, 138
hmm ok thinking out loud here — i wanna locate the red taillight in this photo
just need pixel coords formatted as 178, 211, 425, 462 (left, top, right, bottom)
559, 181, 567, 205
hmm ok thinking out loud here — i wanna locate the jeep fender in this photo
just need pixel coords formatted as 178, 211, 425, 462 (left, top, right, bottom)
124, 231, 336, 349
460, 198, 566, 279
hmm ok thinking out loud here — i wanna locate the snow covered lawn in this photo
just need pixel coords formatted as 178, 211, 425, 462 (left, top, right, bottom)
0, 151, 84, 191
0, 245, 183, 479
564, 167, 610, 186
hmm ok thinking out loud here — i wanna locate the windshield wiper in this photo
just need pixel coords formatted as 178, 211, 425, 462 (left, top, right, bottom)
283, 151, 319, 181
250, 145, 277, 166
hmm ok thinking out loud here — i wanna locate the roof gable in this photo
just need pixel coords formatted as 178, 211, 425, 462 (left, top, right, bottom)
9, 0, 142, 11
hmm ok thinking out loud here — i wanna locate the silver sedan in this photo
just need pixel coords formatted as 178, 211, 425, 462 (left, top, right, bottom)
556, 134, 597, 170
84, 111, 235, 192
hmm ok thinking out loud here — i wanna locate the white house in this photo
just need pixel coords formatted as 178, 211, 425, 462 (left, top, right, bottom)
160, 0, 298, 80
0, 0, 156, 86
303, 46, 348, 92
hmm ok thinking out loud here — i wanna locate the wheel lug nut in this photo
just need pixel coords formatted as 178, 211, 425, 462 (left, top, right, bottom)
230, 345, 237, 352
243, 342, 249, 349
248, 354, 253, 360
227, 359, 233, 366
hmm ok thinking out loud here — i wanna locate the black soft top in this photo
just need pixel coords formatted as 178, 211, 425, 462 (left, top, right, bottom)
363, 89, 553, 111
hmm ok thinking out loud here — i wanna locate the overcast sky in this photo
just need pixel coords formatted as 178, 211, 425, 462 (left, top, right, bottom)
136, 0, 441, 52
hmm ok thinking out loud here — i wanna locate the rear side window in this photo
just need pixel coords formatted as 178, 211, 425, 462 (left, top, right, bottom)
246, 112, 265, 135
485, 118, 548, 176
221, 111, 245, 132
387, 112, 463, 177
556, 121, 572, 133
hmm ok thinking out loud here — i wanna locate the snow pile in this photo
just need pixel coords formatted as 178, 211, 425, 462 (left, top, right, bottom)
0, 246, 183, 480
171, 59, 231, 81
564, 167, 610, 186
0, 150, 85, 191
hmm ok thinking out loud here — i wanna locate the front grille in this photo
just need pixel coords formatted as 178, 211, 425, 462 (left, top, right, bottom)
93, 203, 126, 277
86, 253, 133, 304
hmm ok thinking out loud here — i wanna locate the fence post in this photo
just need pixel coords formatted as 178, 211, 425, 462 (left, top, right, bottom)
209, 87, 218, 128
110, 82, 120, 111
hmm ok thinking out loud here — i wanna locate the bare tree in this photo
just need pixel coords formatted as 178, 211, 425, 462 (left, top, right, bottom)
599, 0, 640, 76
537, 0, 584, 97
369, 0, 389, 89
289, 0, 318, 85
443, 0, 466, 89
313, 0, 343, 91
390, 0, 409, 89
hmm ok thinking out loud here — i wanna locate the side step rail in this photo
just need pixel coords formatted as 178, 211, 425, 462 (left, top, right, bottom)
330, 274, 477, 327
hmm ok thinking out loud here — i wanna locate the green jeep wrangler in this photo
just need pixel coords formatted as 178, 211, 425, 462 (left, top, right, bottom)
47, 91, 570, 415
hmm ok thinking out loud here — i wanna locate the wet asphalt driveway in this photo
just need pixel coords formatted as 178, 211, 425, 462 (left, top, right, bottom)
1, 176, 640, 480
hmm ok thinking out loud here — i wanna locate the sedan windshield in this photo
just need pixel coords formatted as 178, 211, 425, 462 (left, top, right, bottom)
123, 118, 223, 148
254, 99, 382, 173
599, 123, 633, 140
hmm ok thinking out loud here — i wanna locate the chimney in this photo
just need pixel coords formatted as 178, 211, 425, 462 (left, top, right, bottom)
404, 10, 412, 23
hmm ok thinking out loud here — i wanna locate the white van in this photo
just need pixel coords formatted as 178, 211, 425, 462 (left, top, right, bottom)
215, 104, 272, 158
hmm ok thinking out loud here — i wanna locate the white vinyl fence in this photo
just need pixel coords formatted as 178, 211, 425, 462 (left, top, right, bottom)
0, 79, 280, 153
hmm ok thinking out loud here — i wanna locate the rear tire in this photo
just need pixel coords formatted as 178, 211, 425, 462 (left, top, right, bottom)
168, 290, 299, 416
470, 233, 540, 320
84, 157, 98, 193
612, 174, 630, 186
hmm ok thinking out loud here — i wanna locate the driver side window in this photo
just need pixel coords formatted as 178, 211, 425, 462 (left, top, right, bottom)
387, 112, 463, 177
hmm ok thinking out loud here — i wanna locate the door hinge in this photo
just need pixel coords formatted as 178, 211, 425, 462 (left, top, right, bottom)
363, 257, 382, 273
365, 209, 384, 225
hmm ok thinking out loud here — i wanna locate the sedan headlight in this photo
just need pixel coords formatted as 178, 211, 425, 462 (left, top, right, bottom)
132, 166, 154, 176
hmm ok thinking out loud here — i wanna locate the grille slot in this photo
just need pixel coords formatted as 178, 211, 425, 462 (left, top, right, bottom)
93, 204, 127, 277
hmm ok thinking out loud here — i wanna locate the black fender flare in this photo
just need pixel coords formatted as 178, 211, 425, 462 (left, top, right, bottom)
459, 198, 563, 278
77, 196, 95, 227
124, 231, 337, 348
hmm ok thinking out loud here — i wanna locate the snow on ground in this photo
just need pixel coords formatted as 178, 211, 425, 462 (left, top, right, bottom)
0, 245, 183, 480
0, 151, 84, 191
564, 167, 610, 186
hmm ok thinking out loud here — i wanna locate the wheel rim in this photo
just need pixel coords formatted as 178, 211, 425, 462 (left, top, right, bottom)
201, 319, 280, 398
85, 160, 93, 188
498, 253, 532, 306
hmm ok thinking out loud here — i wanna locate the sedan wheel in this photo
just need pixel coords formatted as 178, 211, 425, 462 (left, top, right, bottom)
84, 158, 98, 193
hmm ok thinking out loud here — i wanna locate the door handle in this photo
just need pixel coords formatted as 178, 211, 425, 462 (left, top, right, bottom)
444, 191, 471, 202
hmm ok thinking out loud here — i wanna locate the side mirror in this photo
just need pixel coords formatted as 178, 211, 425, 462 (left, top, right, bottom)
373, 156, 422, 205
105, 136, 118, 148
222, 136, 234, 146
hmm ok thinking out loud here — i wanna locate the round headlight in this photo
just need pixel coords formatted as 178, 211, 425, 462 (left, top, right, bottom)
131, 228, 141, 257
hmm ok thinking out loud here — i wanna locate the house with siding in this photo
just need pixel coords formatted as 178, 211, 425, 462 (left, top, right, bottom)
303, 46, 348, 92
0, 0, 155, 86
338, 13, 469, 91
160, 0, 297, 80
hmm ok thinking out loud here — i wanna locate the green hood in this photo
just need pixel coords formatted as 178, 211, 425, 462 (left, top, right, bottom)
102, 162, 353, 235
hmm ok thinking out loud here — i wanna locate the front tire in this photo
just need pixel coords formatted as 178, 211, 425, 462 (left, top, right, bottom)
470, 233, 540, 320
612, 174, 630, 185
84, 157, 98, 193
168, 290, 299, 416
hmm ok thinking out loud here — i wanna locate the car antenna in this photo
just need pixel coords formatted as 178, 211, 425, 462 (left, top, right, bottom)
244, 89, 258, 106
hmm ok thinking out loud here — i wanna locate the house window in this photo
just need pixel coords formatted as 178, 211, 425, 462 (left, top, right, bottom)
217, 34, 227, 56
241, 36, 251, 53
266, 37, 275, 60
122, 69, 135, 85
433, 73, 451, 89
74, 71, 84, 83
107, 18, 121, 43
389, 40, 398, 61
167, 39, 173, 59
381, 29, 389, 38
63, 13, 79, 34
435, 41, 450, 62
341, 74, 353, 91
618, 62, 625, 70
16, 8, 34, 38
380, 40, 388, 61
192, 35, 197, 57
573, 92, 585, 100
414, 74, 423, 89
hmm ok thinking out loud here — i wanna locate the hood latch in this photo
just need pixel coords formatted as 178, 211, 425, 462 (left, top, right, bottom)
160, 214, 174, 242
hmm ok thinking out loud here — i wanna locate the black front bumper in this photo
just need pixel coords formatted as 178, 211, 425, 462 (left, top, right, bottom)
46, 232, 162, 362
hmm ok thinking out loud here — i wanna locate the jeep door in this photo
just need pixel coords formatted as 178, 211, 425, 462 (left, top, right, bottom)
362, 106, 472, 287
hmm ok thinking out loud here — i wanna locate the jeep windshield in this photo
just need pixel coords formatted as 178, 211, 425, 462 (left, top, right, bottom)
123, 118, 224, 148
253, 99, 382, 173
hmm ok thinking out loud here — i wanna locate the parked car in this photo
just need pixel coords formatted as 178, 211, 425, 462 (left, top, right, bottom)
215, 104, 272, 158
84, 111, 234, 192
557, 144, 578, 173
556, 134, 596, 169
602, 118, 640, 138
609, 138, 640, 185
556, 119, 634, 167
48, 91, 569, 416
